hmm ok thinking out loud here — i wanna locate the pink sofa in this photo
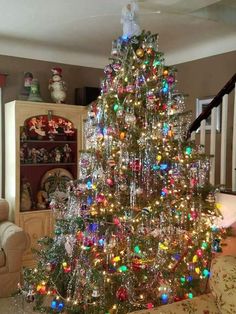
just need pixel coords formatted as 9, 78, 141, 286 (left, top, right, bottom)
130, 255, 236, 314
0, 199, 29, 297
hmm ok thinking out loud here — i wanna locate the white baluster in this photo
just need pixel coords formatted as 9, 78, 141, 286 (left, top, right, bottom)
232, 84, 236, 191
210, 108, 217, 185
200, 119, 206, 153
190, 131, 196, 141
220, 95, 228, 187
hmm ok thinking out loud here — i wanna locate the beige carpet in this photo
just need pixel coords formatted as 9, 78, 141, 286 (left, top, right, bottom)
0, 296, 37, 314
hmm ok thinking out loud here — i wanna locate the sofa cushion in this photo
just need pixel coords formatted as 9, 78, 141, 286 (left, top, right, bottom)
209, 255, 236, 314
0, 199, 9, 222
0, 248, 6, 267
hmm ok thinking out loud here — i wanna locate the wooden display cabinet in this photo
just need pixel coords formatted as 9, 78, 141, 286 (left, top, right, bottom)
5, 100, 87, 266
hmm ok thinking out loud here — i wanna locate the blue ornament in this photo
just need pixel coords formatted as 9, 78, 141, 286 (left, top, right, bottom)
86, 180, 92, 189
57, 301, 64, 311
173, 253, 181, 261
51, 300, 57, 309
98, 238, 105, 246
89, 223, 99, 232
152, 164, 159, 171
121, 35, 129, 42
187, 275, 193, 282
161, 293, 169, 304
87, 196, 93, 205
160, 163, 168, 170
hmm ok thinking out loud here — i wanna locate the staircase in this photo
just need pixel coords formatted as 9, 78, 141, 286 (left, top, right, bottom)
187, 73, 236, 227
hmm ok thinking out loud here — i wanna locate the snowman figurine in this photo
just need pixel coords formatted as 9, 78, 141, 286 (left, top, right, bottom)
49, 67, 67, 104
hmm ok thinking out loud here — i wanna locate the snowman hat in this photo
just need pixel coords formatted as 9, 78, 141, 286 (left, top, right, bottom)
51, 67, 62, 76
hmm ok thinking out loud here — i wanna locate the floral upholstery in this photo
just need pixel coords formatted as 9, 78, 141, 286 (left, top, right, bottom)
209, 255, 236, 314
130, 255, 236, 314
130, 294, 219, 314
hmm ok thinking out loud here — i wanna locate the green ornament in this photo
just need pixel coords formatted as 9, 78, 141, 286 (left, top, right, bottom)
185, 147, 192, 155
202, 269, 210, 277
75, 217, 85, 231
180, 276, 185, 283
201, 242, 208, 249
113, 103, 120, 112
119, 265, 128, 272
55, 228, 62, 235
188, 293, 193, 299
153, 59, 160, 67
134, 245, 141, 254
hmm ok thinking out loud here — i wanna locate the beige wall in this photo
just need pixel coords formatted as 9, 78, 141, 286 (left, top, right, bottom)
0, 54, 103, 105
176, 51, 236, 187
1, 50, 236, 190
0, 54, 103, 196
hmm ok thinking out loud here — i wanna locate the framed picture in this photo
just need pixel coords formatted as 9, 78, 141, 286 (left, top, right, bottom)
196, 97, 221, 132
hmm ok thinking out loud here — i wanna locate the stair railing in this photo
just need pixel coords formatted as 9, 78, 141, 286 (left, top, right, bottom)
187, 73, 236, 191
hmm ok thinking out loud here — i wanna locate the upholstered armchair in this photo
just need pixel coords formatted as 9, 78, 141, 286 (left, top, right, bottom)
0, 199, 30, 297
130, 255, 236, 314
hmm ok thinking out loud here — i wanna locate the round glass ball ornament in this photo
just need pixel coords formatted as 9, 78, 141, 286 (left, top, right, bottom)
125, 113, 136, 125
136, 48, 144, 58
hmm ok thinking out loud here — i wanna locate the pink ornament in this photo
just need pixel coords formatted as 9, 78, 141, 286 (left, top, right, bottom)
113, 217, 120, 226
191, 211, 198, 219
96, 194, 106, 203
126, 85, 135, 93
147, 303, 154, 309
106, 178, 114, 186
196, 249, 203, 257
167, 76, 175, 84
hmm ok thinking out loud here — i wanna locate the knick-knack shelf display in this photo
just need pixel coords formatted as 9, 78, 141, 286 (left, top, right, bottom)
5, 100, 87, 266
20, 114, 77, 212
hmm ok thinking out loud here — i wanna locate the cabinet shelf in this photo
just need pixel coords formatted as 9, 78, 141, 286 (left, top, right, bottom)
21, 140, 77, 144
20, 162, 76, 166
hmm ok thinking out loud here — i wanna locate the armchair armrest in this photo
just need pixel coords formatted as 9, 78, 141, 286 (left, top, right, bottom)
0, 221, 30, 272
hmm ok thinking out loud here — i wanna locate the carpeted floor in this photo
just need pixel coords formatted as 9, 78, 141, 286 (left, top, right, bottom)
0, 295, 36, 314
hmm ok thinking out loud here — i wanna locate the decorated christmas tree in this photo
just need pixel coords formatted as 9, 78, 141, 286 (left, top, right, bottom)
20, 27, 222, 314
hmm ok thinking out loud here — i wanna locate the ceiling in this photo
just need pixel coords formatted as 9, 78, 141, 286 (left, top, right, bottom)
0, 0, 235, 68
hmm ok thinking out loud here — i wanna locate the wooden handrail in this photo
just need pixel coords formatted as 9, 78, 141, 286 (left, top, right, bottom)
187, 73, 236, 139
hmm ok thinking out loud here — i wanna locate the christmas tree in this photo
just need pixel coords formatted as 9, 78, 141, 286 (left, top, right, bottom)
21, 31, 222, 314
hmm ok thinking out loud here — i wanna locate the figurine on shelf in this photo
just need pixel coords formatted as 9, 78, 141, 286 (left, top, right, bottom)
55, 149, 62, 163
64, 121, 74, 136
20, 147, 25, 163
20, 127, 28, 142
36, 190, 48, 210
28, 116, 46, 138
48, 67, 67, 104
63, 144, 72, 163
28, 78, 43, 102
20, 178, 33, 211
31, 147, 38, 163
19, 72, 33, 100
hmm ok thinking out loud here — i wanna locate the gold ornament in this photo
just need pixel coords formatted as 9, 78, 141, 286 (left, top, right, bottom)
136, 48, 144, 58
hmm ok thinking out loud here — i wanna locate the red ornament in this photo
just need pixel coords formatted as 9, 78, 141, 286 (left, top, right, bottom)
130, 159, 142, 171
116, 286, 128, 301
